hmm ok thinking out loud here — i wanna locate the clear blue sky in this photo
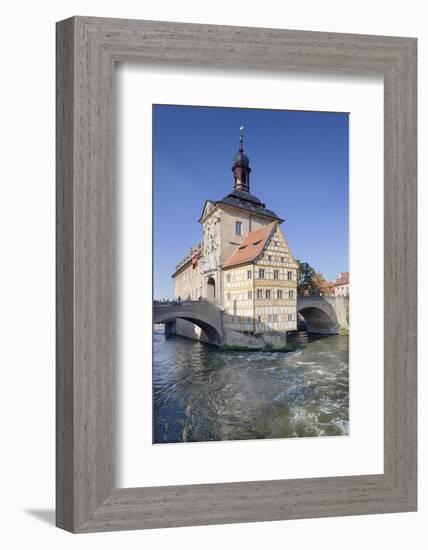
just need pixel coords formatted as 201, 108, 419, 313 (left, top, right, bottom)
153, 104, 349, 299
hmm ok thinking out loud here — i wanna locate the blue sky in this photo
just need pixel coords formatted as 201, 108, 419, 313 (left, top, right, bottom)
153, 104, 349, 299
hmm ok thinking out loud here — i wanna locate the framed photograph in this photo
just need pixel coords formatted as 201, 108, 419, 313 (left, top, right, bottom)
152, 106, 350, 446
56, 16, 417, 532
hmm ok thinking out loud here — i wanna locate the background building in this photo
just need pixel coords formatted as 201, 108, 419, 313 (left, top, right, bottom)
331, 272, 350, 297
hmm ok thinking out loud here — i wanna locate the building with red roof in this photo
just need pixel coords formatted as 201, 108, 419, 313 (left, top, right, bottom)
172, 129, 298, 335
331, 272, 350, 297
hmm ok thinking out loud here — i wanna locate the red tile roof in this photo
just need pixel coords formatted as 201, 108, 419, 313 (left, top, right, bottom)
333, 272, 349, 286
223, 222, 276, 269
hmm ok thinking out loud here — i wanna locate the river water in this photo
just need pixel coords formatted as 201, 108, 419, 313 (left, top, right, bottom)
153, 328, 349, 444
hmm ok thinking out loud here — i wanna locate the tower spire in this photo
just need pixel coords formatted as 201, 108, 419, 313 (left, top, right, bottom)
239, 125, 244, 151
232, 126, 251, 193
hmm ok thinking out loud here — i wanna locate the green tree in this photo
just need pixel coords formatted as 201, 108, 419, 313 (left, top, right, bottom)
296, 260, 317, 295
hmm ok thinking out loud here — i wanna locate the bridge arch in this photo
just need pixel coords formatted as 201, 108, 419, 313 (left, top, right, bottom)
154, 300, 223, 346
297, 297, 339, 334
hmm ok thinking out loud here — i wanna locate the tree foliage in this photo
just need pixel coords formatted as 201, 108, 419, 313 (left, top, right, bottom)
296, 260, 317, 295
296, 260, 331, 296
313, 271, 331, 296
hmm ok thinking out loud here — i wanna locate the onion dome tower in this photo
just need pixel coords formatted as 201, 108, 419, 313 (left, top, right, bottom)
232, 126, 251, 192
199, 126, 284, 224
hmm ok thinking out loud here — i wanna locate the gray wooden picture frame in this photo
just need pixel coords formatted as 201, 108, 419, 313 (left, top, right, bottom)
56, 16, 417, 533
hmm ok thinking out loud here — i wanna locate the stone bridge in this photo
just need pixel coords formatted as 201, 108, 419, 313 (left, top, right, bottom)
297, 295, 349, 334
154, 299, 224, 345
154, 296, 349, 346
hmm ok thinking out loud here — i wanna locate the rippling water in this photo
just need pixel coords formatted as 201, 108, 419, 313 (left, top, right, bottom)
153, 328, 349, 444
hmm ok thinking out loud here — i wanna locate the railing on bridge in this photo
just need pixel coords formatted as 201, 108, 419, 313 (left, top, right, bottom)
154, 299, 196, 306
154, 298, 220, 308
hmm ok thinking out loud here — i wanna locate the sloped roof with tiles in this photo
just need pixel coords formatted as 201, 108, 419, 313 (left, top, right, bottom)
333, 272, 349, 286
217, 190, 283, 221
223, 222, 276, 269
198, 191, 282, 223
